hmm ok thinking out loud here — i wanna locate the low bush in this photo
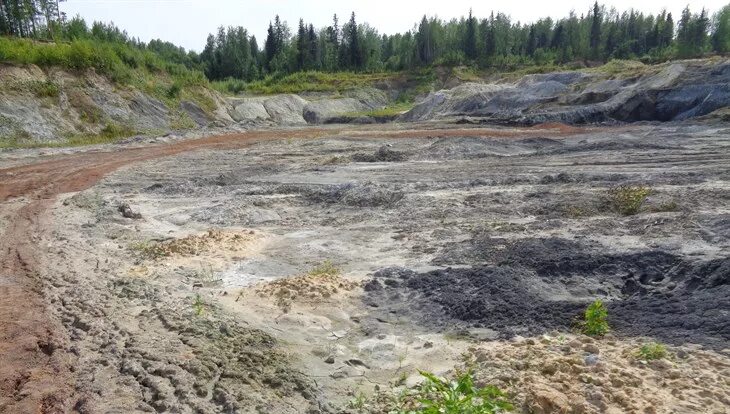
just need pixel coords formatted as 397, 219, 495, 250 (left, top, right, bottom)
583, 299, 610, 337
636, 342, 667, 360
607, 185, 651, 215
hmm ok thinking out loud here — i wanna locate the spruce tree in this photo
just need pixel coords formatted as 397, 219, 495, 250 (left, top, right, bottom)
464, 9, 477, 60
589, 1, 602, 59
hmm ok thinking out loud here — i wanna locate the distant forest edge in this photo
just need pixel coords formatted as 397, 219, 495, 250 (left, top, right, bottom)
1, 1, 729, 92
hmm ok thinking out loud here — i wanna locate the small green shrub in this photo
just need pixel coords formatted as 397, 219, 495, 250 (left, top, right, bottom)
307, 260, 340, 277
607, 185, 651, 215
583, 299, 610, 337
396, 370, 512, 414
99, 123, 135, 139
636, 342, 667, 360
166, 82, 182, 98
129, 240, 169, 259
34, 80, 60, 98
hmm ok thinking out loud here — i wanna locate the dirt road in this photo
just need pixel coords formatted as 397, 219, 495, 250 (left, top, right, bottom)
0, 124, 588, 413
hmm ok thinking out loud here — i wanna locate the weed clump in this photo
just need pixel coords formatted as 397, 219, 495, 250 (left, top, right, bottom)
583, 299, 610, 337
307, 260, 340, 277
387, 370, 512, 413
192, 293, 205, 316
607, 185, 651, 215
636, 342, 667, 360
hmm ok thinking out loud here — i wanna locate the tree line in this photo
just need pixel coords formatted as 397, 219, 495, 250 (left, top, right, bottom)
199, 3, 729, 81
1, 1, 729, 84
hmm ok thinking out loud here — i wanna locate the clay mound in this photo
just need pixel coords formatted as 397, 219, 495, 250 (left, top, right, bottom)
416, 136, 537, 159
351, 145, 407, 162
304, 182, 404, 207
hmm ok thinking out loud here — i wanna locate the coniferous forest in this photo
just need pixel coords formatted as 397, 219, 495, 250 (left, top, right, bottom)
1, 0, 729, 84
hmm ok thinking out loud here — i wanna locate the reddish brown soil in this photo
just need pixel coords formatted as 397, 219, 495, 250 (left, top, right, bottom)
0, 124, 589, 413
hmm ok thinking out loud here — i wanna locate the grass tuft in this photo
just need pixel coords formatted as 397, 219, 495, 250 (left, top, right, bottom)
636, 342, 668, 361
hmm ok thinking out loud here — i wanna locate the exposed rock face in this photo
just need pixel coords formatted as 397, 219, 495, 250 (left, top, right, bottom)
402, 59, 730, 124
230, 88, 388, 125
0, 64, 232, 143
303, 98, 370, 123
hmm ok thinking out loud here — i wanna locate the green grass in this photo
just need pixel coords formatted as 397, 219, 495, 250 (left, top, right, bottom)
211, 69, 436, 97
636, 342, 668, 361
345, 102, 414, 118
243, 71, 396, 94
0, 122, 137, 149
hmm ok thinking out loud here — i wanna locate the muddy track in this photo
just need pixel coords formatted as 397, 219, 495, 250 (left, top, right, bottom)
0, 124, 590, 412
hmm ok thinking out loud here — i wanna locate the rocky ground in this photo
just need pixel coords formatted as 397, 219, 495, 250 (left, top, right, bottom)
1, 120, 727, 413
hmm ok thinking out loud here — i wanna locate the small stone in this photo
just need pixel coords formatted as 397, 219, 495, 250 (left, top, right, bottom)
324, 355, 335, 364
584, 354, 600, 366
569, 339, 583, 348
666, 369, 681, 379
583, 344, 600, 354
423, 341, 433, 349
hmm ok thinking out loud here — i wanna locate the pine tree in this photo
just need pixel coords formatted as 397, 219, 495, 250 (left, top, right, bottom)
296, 18, 307, 71
662, 12, 674, 48
264, 22, 277, 70
345, 12, 361, 69
712, 5, 730, 53
693, 8, 710, 54
677, 6, 693, 57
307, 24, 318, 69
464, 9, 477, 60
416, 15, 434, 64
589, 1, 602, 59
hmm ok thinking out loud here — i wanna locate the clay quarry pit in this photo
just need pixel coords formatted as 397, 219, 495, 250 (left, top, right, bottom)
1, 121, 729, 414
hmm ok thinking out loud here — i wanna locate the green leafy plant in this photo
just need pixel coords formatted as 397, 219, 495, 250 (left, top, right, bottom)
349, 392, 368, 412
397, 370, 512, 414
636, 342, 667, 360
607, 185, 651, 215
583, 299, 610, 336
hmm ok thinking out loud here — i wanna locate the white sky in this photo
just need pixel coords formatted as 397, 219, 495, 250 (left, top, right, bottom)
60, 0, 727, 52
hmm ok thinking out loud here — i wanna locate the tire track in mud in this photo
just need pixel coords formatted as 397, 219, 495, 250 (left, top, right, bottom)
0, 124, 591, 412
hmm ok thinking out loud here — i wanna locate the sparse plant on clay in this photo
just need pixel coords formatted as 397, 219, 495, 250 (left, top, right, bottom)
583, 299, 610, 337
636, 342, 667, 360
391, 370, 512, 414
349, 391, 368, 412
307, 260, 340, 277
607, 185, 651, 215
192, 293, 205, 316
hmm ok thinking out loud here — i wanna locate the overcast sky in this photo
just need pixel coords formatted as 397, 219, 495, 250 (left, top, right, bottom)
60, 0, 727, 52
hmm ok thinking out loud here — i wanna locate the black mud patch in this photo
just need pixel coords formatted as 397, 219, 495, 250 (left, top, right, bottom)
365, 238, 729, 348
351, 145, 407, 162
